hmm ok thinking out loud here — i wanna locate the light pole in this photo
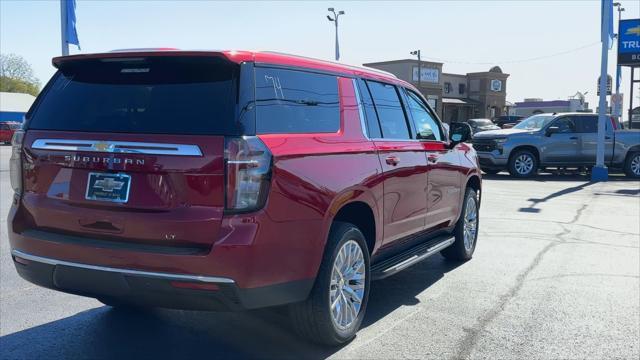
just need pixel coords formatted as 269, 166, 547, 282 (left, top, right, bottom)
613, 2, 625, 120
327, 8, 345, 61
410, 50, 421, 89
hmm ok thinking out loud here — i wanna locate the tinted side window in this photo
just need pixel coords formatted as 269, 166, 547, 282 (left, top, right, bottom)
405, 90, 442, 141
356, 79, 382, 138
552, 117, 576, 133
366, 81, 410, 139
577, 116, 598, 133
255, 68, 340, 134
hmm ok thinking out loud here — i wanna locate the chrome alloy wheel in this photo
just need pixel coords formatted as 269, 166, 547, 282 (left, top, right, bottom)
514, 154, 534, 175
330, 240, 366, 330
463, 195, 478, 251
632, 154, 640, 176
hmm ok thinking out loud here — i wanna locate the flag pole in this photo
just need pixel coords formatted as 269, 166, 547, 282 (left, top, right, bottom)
60, 0, 69, 56
592, 0, 611, 181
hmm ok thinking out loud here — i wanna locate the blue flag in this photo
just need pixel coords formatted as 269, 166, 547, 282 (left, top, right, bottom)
601, 0, 614, 49
66, 0, 80, 49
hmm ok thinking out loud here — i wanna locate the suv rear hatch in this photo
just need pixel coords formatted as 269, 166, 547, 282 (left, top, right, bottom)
16, 53, 254, 254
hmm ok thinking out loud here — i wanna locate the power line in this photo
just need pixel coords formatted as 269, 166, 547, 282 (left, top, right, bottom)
422, 41, 601, 65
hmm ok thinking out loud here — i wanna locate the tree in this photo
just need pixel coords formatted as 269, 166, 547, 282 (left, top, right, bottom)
0, 76, 40, 96
0, 53, 40, 96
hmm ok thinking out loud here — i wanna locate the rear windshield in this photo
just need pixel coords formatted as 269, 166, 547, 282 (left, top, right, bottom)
28, 56, 241, 135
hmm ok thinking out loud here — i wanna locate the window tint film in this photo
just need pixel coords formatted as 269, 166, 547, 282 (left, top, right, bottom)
366, 81, 410, 139
356, 79, 382, 138
552, 117, 577, 133
578, 116, 598, 133
406, 90, 442, 141
29, 56, 241, 135
255, 68, 340, 134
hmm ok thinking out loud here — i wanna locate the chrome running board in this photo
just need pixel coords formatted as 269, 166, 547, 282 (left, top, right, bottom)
371, 235, 455, 280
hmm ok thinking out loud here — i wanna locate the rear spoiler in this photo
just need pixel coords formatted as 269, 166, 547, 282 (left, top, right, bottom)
52, 50, 252, 68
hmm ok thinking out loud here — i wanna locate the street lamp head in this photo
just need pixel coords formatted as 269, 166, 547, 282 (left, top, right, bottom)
410, 50, 418, 56
613, 2, 621, 6
328, 7, 334, 12
338, 11, 345, 15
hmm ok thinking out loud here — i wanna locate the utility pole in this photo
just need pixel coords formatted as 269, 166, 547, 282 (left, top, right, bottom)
410, 50, 422, 89
327, 8, 345, 61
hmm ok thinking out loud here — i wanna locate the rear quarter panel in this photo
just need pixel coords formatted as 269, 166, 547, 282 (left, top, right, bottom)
256, 77, 383, 281
613, 130, 640, 165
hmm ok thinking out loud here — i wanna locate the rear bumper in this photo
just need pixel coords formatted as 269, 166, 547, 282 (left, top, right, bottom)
12, 249, 313, 311
8, 196, 324, 310
477, 151, 508, 169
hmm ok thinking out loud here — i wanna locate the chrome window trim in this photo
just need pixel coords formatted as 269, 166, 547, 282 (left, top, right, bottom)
11, 250, 235, 284
352, 78, 370, 140
31, 139, 203, 156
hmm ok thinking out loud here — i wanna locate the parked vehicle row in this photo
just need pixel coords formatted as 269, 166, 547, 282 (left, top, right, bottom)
473, 113, 640, 178
8, 49, 481, 345
492, 115, 524, 129
0, 121, 21, 144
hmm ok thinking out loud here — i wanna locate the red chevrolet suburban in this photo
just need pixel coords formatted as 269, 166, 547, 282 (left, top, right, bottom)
8, 50, 481, 345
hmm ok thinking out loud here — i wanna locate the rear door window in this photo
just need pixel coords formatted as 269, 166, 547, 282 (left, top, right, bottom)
255, 68, 340, 134
366, 81, 411, 140
28, 56, 242, 135
577, 116, 598, 133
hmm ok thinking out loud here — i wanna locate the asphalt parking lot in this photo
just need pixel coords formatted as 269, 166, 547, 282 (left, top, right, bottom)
0, 144, 638, 359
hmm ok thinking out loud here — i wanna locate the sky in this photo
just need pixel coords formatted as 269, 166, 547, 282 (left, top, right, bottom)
1, 0, 639, 120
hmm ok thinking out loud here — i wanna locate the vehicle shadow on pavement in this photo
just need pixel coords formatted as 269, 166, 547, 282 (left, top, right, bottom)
0, 256, 460, 360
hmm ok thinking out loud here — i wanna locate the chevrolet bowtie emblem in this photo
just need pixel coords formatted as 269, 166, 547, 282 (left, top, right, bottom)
93, 178, 125, 192
94, 142, 113, 152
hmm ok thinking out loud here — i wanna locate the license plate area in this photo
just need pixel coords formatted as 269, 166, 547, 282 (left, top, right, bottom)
85, 172, 131, 203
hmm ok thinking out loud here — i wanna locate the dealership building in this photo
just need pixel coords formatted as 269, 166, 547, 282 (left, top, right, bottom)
363, 59, 509, 123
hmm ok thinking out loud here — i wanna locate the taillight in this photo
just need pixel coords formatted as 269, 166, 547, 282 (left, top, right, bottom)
224, 136, 272, 213
9, 129, 25, 195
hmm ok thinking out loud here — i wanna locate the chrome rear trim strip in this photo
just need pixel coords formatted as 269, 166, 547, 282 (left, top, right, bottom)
11, 250, 235, 284
31, 139, 203, 156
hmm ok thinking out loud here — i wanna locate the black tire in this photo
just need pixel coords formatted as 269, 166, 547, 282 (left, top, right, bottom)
508, 149, 538, 178
481, 168, 501, 175
624, 152, 640, 178
441, 188, 479, 261
289, 222, 371, 346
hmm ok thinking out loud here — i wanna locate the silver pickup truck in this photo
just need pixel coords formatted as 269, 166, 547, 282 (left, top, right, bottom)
472, 113, 640, 178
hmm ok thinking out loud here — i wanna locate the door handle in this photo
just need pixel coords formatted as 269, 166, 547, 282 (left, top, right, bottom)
569, 137, 578, 140
605, 136, 611, 140
385, 155, 400, 166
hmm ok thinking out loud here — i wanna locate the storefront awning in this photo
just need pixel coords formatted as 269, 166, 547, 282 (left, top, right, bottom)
442, 97, 479, 106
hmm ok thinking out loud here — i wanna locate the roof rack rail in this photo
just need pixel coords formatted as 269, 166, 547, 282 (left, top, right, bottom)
109, 48, 180, 53
261, 51, 398, 79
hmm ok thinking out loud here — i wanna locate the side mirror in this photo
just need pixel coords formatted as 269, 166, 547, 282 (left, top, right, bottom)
449, 122, 473, 145
546, 126, 559, 137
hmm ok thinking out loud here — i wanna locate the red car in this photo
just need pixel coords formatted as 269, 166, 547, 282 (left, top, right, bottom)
8, 50, 481, 345
1, 122, 21, 144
